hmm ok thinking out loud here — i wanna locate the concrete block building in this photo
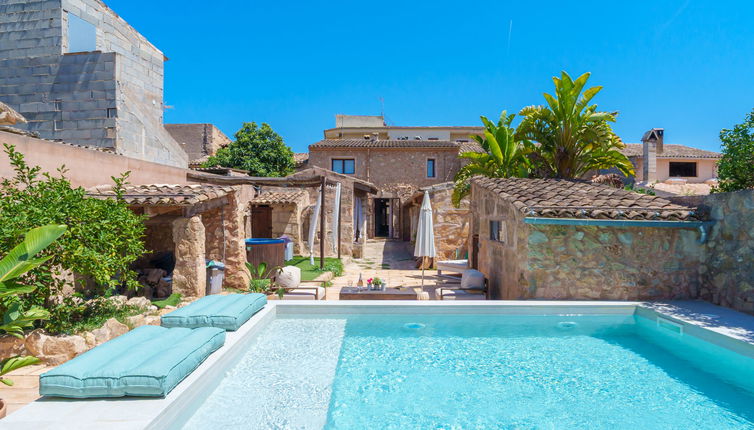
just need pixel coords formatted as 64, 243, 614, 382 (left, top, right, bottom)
0, 0, 188, 167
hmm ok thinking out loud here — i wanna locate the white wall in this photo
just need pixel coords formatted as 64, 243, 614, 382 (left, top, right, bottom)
387, 129, 451, 140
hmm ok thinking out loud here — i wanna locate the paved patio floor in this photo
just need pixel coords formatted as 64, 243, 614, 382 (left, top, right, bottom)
325, 239, 447, 300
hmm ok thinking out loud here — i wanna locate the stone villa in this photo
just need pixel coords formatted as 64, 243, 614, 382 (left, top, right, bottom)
307, 114, 483, 244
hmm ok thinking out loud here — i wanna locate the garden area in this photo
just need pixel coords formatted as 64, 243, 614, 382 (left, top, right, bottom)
284, 256, 343, 281
0, 144, 163, 379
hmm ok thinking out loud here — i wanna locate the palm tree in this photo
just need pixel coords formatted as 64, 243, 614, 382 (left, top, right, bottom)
452, 111, 529, 206
515, 71, 634, 179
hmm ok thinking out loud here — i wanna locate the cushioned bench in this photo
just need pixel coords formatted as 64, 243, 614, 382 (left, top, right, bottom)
40, 325, 225, 398
161, 293, 267, 331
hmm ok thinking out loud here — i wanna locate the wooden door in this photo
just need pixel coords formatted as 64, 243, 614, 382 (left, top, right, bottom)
251, 206, 273, 238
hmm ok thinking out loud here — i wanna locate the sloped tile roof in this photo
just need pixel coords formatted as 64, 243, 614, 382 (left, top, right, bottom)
621, 143, 721, 159
310, 139, 460, 149
250, 190, 308, 205
87, 184, 234, 206
459, 140, 484, 153
473, 177, 699, 221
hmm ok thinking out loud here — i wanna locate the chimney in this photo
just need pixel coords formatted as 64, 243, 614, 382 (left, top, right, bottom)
641, 128, 664, 183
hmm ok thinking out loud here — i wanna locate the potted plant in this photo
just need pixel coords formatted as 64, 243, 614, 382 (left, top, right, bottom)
0, 225, 66, 418
372, 277, 384, 291
245, 262, 284, 299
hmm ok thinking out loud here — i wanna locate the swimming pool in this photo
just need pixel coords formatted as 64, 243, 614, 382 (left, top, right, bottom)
176, 306, 754, 429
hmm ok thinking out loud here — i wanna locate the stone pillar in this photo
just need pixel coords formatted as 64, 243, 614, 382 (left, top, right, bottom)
222, 192, 251, 290
172, 215, 206, 298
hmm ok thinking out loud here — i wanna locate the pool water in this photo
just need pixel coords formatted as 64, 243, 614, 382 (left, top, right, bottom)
180, 314, 754, 429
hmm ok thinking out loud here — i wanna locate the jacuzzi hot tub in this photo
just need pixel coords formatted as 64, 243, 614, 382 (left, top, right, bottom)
244, 238, 284, 268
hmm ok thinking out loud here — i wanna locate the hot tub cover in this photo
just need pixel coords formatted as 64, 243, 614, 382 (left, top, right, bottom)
245, 238, 284, 245
39, 325, 225, 398
161, 293, 267, 331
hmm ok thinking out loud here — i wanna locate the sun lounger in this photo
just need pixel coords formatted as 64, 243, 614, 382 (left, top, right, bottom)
39, 325, 225, 398
161, 293, 267, 331
437, 269, 487, 300
436, 259, 468, 278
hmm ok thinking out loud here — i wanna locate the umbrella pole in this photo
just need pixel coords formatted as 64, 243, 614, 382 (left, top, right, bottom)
421, 257, 425, 288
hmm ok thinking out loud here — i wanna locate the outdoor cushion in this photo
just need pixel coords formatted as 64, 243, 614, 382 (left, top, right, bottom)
460, 269, 485, 289
39, 325, 225, 398
161, 293, 267, 331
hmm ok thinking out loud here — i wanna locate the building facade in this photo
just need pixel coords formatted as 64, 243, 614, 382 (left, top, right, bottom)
622, 128, 721, 186
307, 115, 483, 241
166, 123, 231, 166
0, 0, 187, 167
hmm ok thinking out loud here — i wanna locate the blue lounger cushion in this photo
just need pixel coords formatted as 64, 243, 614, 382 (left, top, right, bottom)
39, 325, 225, 398
161, 293, 267, 331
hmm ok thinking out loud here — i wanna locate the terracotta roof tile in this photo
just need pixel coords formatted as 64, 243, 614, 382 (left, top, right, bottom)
250, 190, 308, 205
472, 177, 699, 221
310, 139, 460, 149
87, 184, 234, 206
459, 140, 484, 153
621, 143, 721, 159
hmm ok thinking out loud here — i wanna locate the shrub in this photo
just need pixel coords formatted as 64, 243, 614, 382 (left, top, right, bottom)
0, 144, 146, 330
713, 109, 754, 193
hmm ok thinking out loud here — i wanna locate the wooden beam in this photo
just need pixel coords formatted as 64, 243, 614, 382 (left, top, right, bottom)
320, 176, 326, 270
182, 196, 230, 218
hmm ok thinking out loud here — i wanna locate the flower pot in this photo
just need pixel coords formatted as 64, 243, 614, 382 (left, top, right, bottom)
0, 398, 7, 419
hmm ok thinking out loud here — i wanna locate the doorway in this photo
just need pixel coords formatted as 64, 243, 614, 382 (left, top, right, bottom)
251, 205, 273, 238
374, 198, 390, 237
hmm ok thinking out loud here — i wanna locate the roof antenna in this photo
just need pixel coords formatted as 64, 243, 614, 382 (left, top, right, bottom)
379, 97, 386, 125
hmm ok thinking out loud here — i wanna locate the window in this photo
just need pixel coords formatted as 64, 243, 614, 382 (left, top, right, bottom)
427, 159, 436, 178
331, 158, 355, 174
489, 220, 505, 243
669, 162, 697, 177
66, 13, 97, 53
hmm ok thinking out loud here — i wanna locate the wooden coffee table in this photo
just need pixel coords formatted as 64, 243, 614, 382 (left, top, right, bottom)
339, 286, 429, 300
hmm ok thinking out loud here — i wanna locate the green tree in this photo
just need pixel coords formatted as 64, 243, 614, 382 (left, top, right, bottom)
204, 122, 294, 177
452, 111, 529, 206
0, 145, 146, 320
713, 109, 754, 193
515, 71, 634, 179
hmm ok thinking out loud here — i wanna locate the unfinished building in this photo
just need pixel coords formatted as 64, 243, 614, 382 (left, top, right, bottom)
0, 0, 187, 167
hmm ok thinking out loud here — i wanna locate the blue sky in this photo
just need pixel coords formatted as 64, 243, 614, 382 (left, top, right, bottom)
108, 0, 754, 153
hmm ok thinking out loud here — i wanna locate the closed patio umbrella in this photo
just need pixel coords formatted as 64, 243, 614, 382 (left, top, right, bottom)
414, 191, 435, 287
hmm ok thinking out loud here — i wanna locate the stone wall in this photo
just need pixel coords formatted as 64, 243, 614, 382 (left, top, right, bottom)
165, 123, 231, 162
270, 203, 304, 254
699, 190, 754, 314
526, 225, 703, 300
0, 0, 187, 167
201, 191, 248, 290
171, 215, 205, 297
471, 184, 705, 301
409, 184, 470, 261
308, 147, 460, 188
472, 185, 529, 300
143, 221, 174, 254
